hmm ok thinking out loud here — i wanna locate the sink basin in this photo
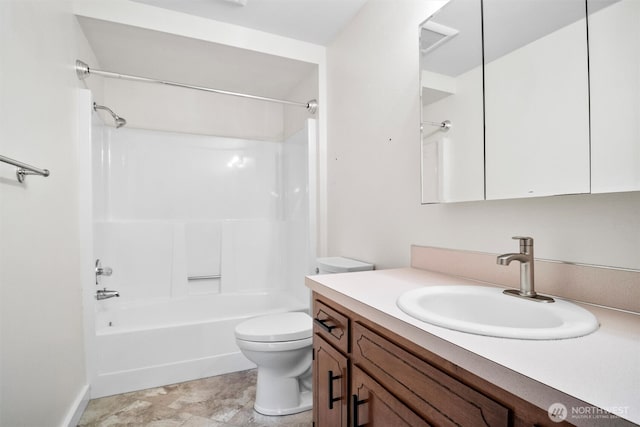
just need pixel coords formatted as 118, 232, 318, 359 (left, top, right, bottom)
397, 286, 599, 340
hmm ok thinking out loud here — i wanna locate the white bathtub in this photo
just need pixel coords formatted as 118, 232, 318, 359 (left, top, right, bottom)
92, 291, 307, 398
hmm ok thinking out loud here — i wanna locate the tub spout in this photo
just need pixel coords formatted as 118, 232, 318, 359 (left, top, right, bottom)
97, 288, 120, 300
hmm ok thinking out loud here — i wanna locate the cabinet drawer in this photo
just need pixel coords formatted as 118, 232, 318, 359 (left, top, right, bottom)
352, 322, 509, 427
313, 299, 349, 354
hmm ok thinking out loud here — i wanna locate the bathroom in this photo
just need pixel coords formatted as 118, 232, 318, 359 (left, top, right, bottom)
0, 0, 638, 426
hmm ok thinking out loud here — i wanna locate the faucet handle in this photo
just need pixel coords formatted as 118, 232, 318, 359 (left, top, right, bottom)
512, 236, 534, 254
95, 259, 113, 285
512, 236, 533, 245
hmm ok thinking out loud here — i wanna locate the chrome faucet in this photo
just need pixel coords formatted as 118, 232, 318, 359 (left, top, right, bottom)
497, 237, 554, 303
96, 288, 120, 300
95, 259, 113, 285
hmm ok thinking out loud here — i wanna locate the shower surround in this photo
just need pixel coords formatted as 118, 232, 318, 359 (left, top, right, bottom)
90, 123, 316, 397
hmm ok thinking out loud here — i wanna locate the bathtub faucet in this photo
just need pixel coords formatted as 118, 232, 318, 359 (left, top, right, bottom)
96, 288, 120, 300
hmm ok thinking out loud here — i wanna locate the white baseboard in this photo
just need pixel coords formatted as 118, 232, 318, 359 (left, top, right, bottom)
92, 351, 255, 398
61, 384, 90, 427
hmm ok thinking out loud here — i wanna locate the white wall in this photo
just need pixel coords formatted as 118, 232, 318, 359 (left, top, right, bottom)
104, 79, 286, 141
284, 68, 319, 140
0, 2, 99, 425
327, 0, 640, 270
102, 65, 318, 143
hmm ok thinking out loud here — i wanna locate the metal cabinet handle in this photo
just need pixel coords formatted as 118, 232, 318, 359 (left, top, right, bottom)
328, 370, 341, 410
314, 317, 336, 333
352, 394, 367, 427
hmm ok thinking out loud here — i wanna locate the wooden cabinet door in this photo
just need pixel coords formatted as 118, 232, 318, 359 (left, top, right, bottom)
351, 366, 429, 427
352, 322, 509, 426
314, 335, 348, 427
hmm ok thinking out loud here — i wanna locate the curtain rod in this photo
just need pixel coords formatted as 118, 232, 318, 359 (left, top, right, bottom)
75, 60, 317, 114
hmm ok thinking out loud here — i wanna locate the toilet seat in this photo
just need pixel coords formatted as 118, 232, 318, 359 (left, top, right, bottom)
235, 312, 312, 342
236, 336, 312, 352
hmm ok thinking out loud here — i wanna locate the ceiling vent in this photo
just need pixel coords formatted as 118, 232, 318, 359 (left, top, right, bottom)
420, 21, 459, 55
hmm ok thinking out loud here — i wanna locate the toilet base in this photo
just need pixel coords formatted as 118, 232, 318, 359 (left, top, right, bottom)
254, 390, 312, 416
253, 367, 313, 416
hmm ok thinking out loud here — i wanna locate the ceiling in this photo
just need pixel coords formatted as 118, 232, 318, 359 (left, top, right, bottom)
131, 0, 368, 46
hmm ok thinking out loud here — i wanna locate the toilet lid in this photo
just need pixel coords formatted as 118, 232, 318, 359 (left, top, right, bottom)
235, 312, 312, 342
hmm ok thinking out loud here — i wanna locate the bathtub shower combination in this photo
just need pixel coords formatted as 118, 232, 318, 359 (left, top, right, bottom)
90, 121, 316, 397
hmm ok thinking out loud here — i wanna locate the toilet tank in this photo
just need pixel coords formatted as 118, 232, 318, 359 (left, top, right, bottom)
316, 257, 374, 274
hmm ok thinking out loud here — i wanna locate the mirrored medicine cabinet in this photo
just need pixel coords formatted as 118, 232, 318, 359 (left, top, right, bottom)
420, 0, 640, 204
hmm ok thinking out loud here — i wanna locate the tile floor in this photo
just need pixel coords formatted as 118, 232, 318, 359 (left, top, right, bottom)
78, 369, 312, 427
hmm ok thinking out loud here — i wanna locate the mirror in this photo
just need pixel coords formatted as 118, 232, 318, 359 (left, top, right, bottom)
483, 0, 590, 200
588, 0, 640, 193
420, 0, 484, 203
421, 0, 639, 202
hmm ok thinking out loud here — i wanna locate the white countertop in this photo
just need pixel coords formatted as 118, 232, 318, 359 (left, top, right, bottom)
306, 268, 640, 426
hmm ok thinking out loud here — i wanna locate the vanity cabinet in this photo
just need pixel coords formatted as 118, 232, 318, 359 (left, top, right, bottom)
312, 293, 573, 427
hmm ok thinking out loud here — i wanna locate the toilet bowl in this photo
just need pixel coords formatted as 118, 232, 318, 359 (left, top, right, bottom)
234, 258, 372, 416
235, 312, 313, 416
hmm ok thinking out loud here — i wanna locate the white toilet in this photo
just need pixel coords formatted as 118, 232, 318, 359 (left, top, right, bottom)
234, 257, 374, 416
235, 311, 313, 415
